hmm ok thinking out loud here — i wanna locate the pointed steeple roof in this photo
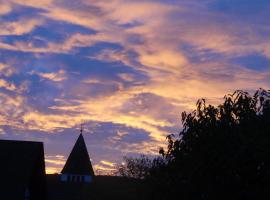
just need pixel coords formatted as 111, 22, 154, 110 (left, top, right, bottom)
61, 134, 94, 176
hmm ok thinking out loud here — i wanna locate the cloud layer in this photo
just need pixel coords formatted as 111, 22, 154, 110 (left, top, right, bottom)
0, 0, 270, 174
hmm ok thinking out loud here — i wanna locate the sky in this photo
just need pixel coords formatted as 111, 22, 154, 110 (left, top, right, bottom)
0, 0, 270, 174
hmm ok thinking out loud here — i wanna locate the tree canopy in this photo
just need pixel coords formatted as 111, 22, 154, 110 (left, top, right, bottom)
119, 89, 270, 200
157, 89, 270, 199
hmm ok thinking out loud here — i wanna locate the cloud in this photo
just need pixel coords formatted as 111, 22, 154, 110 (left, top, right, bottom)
0, 128, 5, 135
0, 3, 12, 15
22, 89, 173, 142
44, 154, 65, 174
29, 69, 67, 82
1, 0, 270, 174
94, 160, 117, 175
22, 111, 76, 132
100, 160, 115, 167
0, 63, 16, 77
0, 92, 28, 130
0, 18, 43, 36
109, 130, 129, 142
45, 157, 65, 165
10, 0, 54, 8
0, 79, 16, 91
118, 73, 136, 82
94, 1, 177, 25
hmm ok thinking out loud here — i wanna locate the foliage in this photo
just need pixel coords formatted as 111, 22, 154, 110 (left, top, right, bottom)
115, 155, 165, 179
158, 89, 270, 200
118, 89, 270, 200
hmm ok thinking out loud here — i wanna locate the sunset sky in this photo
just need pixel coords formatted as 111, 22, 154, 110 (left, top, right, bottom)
0, 0, 270, 174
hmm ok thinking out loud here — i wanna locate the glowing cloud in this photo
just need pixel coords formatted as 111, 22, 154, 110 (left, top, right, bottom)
0, 18, 43, 36
29, 70, 67, 82
0, 0, 270, 174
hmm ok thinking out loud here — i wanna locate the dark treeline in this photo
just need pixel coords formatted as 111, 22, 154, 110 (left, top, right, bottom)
117, 89, 270, 200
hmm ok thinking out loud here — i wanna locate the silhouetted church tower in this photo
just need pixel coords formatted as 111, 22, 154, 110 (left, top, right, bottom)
60, 126, 95, 183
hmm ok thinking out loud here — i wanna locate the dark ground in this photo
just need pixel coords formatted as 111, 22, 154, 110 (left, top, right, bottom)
47, 174, 148, 200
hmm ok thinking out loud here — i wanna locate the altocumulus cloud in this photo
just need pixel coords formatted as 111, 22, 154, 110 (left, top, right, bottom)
0, 0, 270, 174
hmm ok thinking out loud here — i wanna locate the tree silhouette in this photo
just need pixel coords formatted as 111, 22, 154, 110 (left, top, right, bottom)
115, 155, 153, 179
156, 89, 270, 200
119, 89, 270, 200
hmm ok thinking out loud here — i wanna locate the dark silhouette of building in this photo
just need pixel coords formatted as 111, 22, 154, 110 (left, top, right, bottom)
47, 133, 96, 200
0, 134, 145, 200
0, 139, 47, 200
60, 133, 95, 183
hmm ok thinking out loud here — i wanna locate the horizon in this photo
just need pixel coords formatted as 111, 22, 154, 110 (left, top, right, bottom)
0, 0, 270, 175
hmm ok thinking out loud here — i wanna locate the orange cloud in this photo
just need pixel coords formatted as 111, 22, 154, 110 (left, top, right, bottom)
94, 159, 117, 175
45, 155, 66, 174
0, 18, 43, 36
100, 160, 116, 167
29, 70, 67, 82
0, 79, 16, 91
0, 63, 16, 77
0, 3, 11, 15
1, 0, 270, 175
